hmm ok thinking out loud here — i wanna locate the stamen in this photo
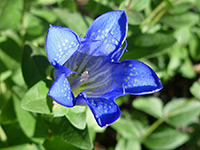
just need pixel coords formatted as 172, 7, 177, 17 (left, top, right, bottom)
80, 71, 89, 83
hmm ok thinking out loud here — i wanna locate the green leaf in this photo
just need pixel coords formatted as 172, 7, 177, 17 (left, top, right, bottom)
11, 68, 26, 87
164, 98, 200, 127
126, 11, 144, 25
53, 8, 93, 36
161, 12, 199, 28
0, 70, 12, 82
0, 0, 23, 30
132, 33, 175, 47
93, 0, 116, 9
0, 38, 22, 70
13, 93, 36, 138
130, 0, 150, 11
189, 34, 200, 61
24, 12, 45, 36
22, 43, 49, 88
43, 116, 93, 150
66, 106, 87, 130
167, 45, 183, 76
0, 98, 16, 125
0, 144, 39, 150
122, 33, 175, 59
133, 97, 163, 118
31, 8, 57, 23
190, 81, 200, 100
174, 27, 191, 46
37, 0, 64, 5
111, 118, 143, 139
179, 57, 196, 79
115, 137, 141, 150
43, 136, 81, 150
53, 104, 87, 130
170, 2, 192, 14
144, 125, 189, 150
21, 80, 51, 114
53, 103, 69, 117
196, 0, 200, 12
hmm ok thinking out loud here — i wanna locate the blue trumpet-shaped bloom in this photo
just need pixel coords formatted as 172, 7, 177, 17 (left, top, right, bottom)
46, 10, 163, 127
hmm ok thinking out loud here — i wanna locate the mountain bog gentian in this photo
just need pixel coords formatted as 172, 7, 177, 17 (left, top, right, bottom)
46, 10, 163, 127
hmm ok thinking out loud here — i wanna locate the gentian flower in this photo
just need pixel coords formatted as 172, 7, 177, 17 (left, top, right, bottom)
46, 10, 162, 127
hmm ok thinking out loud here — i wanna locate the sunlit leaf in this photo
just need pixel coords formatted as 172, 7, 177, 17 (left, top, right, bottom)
133, 97, 163, 118
144, 125, 189, 149
21, 80, 51, 114
164, 98, 200, 127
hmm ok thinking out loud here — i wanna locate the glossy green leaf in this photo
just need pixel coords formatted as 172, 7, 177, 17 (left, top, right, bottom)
133, 97, 163, 118
164, 98, 200, 127
22, 43, 49, 88
21, 80, 50, 114
144, 125, 189, 150
66, 106, 87, 130
43, 116, 93, 150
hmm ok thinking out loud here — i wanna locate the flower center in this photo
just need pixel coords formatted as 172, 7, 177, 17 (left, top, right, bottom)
68, 70, 89, 96
80, 71, 89, 83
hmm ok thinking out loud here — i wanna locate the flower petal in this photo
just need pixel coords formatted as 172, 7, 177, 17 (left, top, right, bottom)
46, 25, 81, 65
84, 60, 162, 99
86, 97, 120, 127
48, 74, 75, 107
85, 10, 128, 57
52, 60, 76, 79
109, 60, 163, 98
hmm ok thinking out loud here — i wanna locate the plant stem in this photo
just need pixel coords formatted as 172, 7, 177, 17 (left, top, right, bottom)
141, 98, 196, 140
150, 8, 167, 26
142, 118, 163, 140
126, 0, 134, 10
140, 1, 166, 29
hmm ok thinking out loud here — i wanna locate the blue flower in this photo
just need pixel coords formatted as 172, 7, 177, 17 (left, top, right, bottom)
46, 10, 163, 127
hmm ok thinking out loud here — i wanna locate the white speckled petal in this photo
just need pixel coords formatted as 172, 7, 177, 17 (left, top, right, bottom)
48, 74, 75, 107
46, 25, 81, 65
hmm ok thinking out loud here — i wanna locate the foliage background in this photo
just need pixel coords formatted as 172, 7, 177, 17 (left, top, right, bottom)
1, 0, 200, 149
